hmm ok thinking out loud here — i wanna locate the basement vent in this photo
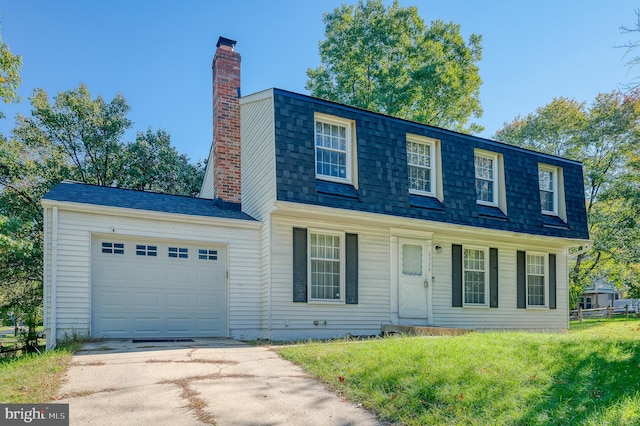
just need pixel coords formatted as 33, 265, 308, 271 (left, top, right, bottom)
131, 339, 195, 343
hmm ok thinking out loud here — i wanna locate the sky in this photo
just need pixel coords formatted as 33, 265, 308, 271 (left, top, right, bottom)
0, 1, 638, 162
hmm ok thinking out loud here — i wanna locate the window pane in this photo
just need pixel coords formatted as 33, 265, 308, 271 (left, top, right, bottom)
310, 233, 341, 300
315, 119, 349, 180
407, 140, 433, 193
475, 178, 493, 203
528, 275, 545, 305
540, 190, 554, 212
539, 169, 553, 191
402, 244, 422, 276
475, 155, 496, 203
527, 254, 545, 306
464, 248, 485, 304
475, 156, 494, 180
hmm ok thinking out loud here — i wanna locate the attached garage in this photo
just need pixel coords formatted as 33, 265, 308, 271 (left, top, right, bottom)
91, 237, 227, 338
41, 181, 262, 348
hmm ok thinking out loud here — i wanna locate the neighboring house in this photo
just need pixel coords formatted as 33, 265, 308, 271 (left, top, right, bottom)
579, 279, 620, 309
42, 37, 590, 347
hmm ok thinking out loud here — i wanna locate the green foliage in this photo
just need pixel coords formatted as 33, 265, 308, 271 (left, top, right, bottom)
121, 128, 205, 197
279, 320, 640, 425
1, 84, 205, 337
307, 0, 483, 133
15, 84, 132, 186
495, 92, 640, 302
0, 345, 74, 403
0, 37, 22, 118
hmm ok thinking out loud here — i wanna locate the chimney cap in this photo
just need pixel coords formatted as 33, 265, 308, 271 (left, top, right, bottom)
216, 36, 237, 50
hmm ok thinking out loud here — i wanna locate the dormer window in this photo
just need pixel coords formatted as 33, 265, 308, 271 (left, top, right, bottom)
539, 165, 558, 215
315, 114, 355, 184
407, 135, 440, 198
474, 151, 498, 206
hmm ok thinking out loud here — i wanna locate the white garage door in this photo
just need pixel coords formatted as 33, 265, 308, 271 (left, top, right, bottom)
91, 237, 227, 338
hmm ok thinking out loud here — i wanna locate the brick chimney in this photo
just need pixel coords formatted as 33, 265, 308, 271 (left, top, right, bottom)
212, 36, 241, 204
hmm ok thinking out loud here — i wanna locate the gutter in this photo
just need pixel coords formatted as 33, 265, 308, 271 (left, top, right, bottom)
40, 199, 261, 230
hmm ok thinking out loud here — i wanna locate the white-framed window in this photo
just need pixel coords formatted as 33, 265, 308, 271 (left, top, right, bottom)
539, 165, 559, 215
168, 247, 188, 259
474, 151, 499, 206
463, 246, 488, 306
136, 244, 157, 257
308, 230, 344, 302
527, 253, 547, 307
407, 135, 437, 197
315, 114, 353, 184
198, 249, 218, 260
101, 242, 124, 255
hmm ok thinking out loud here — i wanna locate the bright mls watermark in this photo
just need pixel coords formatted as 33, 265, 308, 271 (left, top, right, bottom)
1, 404, 68, 425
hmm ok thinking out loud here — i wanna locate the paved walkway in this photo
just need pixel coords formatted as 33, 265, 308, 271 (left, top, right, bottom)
57, 339, 383, 425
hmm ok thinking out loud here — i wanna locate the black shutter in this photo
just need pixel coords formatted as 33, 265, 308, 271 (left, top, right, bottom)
549, 253, 557, 309
345, 233, 358, 304
292, 227, 307, 302
452, 244, 463, 307
489, 248, 499, 308
517, 250, 526, 308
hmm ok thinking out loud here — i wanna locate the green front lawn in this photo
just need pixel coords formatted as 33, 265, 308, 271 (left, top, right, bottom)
278, 318, 640, 425
0, 343, 76, 403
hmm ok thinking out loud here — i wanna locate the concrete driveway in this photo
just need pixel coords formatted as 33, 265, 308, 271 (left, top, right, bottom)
57, 339, 382, 426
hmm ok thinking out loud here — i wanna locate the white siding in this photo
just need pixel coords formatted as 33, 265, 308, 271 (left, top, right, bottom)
268, 204, 576, 339
240, 90, 276, 338
45, 207, 261, 344
430, 237, 569, 331
199, 145, 214, 199
240, 89, 276, 221
269, 216, 392, 340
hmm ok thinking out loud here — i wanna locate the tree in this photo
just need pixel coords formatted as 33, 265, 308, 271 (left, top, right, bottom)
0, 35, 22, 117
619, 9, 640, 90
0, 135, 56, 343
2, 84, 204, 344
15, 84, 131, 186
306, 0, 483, 133
495, 91, 640, 305
121, 128, 205, 197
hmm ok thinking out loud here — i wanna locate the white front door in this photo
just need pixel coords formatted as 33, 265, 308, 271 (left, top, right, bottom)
398, 238, 431, 322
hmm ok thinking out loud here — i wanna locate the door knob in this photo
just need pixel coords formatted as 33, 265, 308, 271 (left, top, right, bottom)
424, 280, 429, 288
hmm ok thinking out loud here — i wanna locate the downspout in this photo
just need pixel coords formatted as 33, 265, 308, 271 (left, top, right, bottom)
50, 206, 58, 349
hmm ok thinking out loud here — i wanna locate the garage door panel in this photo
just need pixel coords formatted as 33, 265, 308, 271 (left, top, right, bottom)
98, 317, 129, 335
133, 292, 160, 308
166, 294, 190, 308
197, 317, 225, 333
91, 238, 227, 338
197, 295, 222, 309
166, 318, 191, 333
98, 291, 129, 309
98, 266, 128, 281
134, 317, 160, 333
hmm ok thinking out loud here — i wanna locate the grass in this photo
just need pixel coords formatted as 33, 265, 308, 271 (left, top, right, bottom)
278, 318, 640, 425
0, 340, 78, 403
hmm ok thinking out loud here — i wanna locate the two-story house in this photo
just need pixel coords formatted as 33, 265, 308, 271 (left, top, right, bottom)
41, 37, 590, 347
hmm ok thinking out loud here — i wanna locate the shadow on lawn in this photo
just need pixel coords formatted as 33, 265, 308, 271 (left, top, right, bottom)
514, 338, 640, 424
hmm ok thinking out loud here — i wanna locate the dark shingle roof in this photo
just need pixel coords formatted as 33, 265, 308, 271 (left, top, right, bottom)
42, 181, 256, 222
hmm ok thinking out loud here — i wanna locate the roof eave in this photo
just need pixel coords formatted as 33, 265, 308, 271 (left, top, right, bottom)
41, 198, 261, 229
